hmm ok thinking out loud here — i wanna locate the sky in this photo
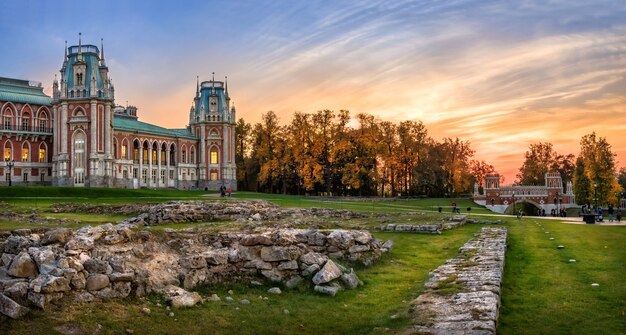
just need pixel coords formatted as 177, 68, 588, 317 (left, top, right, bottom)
1, 0, 625, 183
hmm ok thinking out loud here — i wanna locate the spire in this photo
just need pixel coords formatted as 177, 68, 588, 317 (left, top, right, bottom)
64, 40, 68, 60
224, 76, 228, 96
100, 38, 106, 66
211, 72, 215, 94
195, 75, 199, 98
78, 32, 83, 61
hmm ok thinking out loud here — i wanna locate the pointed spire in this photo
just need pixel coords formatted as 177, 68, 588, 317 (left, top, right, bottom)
224, 76, 228, 95
195, 75, 199, 98
211, 72, 215, 94
64, 41, 68, 60
100, 38, 106, 66
78, 32, 83, 61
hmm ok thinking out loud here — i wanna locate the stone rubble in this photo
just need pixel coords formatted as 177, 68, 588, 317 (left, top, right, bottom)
0, 217, 389, 318
378, 215, 468, 234
407, 227, 507, 335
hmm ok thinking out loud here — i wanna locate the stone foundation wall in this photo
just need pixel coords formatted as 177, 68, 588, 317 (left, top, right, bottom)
407, 227, 507, 334
0, 223, 390, 319
378, 215, 468, 234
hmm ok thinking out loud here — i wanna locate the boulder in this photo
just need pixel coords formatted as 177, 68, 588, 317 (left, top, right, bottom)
161, 285, 202, 308
29, 247, 57, 275
268, 287, 282, 294
109, 272, 134, 282
314, 285, 339, 296
70, 272, 86, 290
340, 270, 361, 289
64, 236, 95, 251
285, 276, 304, 289
327, 230, 354, 249
7, 252, 38, 278
41, 228, 74, 245
312, 259, 342, 285
307, 231, 327, 246
179, 255, 207, 269
300, 252, 328, 266
0, 293, 29, 319
240, 234, 272, 246
203, 250, 228, 265
3, 282, 28, 300
86, 274, 110, 291
42, 276, 71, 293
261, 269, 284, 282
2, 236, 31, 254
1, 253, 15, 266
260, 246, 295, 262
83, 259, 111, 274
301, 264, 320, 277
277, 260, 298, 270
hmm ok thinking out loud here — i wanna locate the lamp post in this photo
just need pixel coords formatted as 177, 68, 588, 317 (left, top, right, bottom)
593, 183, 598, 211
5, 159, 14, 187
556, 191, 560, 215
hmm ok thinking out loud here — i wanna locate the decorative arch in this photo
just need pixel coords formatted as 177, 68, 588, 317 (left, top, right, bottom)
3, 140, 13, 161
189, 145, 196, 164
160, 142, 167, 165
2, 104, 16, 130
71, 130, 87, 185
142, 140, 149, 164
209, 128, 219, 136
113, 138, 119, 159
169, 143, 177, 165
132, 138, 140, 162
36, 107, 50, 132
121, 137, 129, 160
209, 145, 219, 165
21, 141, 31, 162
151, 141, 158, 163
73, 107, 86, 117
181, 144, 188, 164
38, 142, 48, 163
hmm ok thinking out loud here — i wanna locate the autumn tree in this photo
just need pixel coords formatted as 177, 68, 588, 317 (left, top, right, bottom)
516, 142, 557, 185
618, 167, 626, 199
573, 156, 591, 205
439, 138, 475, 195
235, 118, 252, 190
578, 132, 622, 205
253, 111, 282, 193
470, 160, 496, 192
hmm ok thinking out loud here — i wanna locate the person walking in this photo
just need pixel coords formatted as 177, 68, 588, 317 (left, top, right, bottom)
617, 208, 622, 222
608, 204, 614, 222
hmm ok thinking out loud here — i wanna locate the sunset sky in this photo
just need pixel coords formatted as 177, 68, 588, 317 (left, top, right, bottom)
1, 0, 624, 183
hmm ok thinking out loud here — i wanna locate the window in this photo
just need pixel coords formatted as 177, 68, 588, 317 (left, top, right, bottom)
4, 118, 10, 130
151, 149, 157, 163
210, 171, 218, 180
161, 150, 166, 165
190, 148, 195, 164
142, 147, 148, 164
151, 169, 157, 183
133, 147, 139, 162
210, 148, 218, 164
39, 147, 46, 162
182, 172, 186, 180
133, 168, 138, 179
76, 73, 83, 86
122, 145, 127, 160
182, 149, 187, 164
40, 173, 45, 182
169, 170, 174, 179
161, 170, 166, 184
21, 118, 29, 131
142, 169, 147, 184
3, 145, 11, 160
73, 132, 86, 184
39, 120, 46, 132
123, 169, 128, 179
21, 145, 29, 162
23, 172, 28, 182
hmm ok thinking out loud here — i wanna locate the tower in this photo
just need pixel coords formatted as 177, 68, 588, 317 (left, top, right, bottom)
51, 34, 115, 187
189, 73, 237, 189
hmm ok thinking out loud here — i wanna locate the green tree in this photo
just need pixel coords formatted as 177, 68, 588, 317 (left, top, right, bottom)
573, 156, 591, 205
235, 118, 252, 190
579, 132, 622, 205
516, 142, 557, 185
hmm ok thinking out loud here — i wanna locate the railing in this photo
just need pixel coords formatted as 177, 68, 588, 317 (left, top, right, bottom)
1, 124, 53, 134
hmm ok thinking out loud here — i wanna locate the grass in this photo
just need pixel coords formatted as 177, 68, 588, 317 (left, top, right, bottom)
0, 187, 624, 334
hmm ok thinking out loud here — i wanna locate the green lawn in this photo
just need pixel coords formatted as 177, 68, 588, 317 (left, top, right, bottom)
0, 188, 624, 334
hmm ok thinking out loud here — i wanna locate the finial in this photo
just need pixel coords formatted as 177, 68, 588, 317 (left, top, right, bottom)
78, 33, 82, 49
225, 76, 228, 94
211, 72, 215, 93
64, 41, 68, 59
100, 38, 106, 65
195, 75, 199, 97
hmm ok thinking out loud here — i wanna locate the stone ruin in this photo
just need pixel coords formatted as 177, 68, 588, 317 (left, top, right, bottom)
0, 220, 391, 319
407, 227, 508, 335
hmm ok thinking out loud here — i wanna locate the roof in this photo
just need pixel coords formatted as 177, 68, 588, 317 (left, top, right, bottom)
113, 115, 197, 140
0, 77, 52, 106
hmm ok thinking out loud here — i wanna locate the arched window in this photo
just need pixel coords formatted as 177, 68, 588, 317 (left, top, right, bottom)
161, 143, 166, 164
121, 138, 129, 159
21, 111, 30, 131
21, 142, 30, 162
113, 138, 118, 159
181, 145, 187, 164
210, 147, 219, 164
169, 144, 176, 165
39, 143, 47, 163
190, 147, 195, 164
133, 139, 140, 163
73, 132, 86, 185
142, 141, 149, 164
3, 107, 14, 130
3, 141, 12, 160
37, 109, 49, 132
151, 142, 157, 163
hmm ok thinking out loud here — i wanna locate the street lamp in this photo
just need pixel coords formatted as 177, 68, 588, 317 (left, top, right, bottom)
5, 159, 14, 187
593, 183, 598, 211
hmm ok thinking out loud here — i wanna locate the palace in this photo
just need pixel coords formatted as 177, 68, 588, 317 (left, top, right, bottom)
1, 36, 236, 190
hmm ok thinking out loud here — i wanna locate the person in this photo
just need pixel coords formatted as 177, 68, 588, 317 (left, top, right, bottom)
617, 208, 622, 222
608, 204, 614, 222
517, 209, 524, 220
220, 185, 226, 197
227, 187, 232, 197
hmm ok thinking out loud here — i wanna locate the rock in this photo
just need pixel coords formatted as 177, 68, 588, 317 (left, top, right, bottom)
203, 250, 228, 265
240, 299, 250, 305
314, 285, 339, 296
591, 283, 600, 287
225, 296, 234, 302
307, 232, 327, 246
244, 260, 272, 270
42, 276, 71, 293
327, 230, 354, 249
283, 309, 290, 315
1, 253, 15, 266
109, 272, 134, 282
86, 274, 110, 291
352, 231, 372, 245
162, 285, 202, 308
0, 293, 29, 319
549, 237, 555, 240
3, 282, 28, 300
268, 287, 282, 294
41, 228, 74, 245
557, 245, 565, 249
300, 252, 328, 266
348, 245, 370, 253
260, 246, 295, 262
83, 259, 111, 274
251, 213, 262, 221
382, 240, 394, 250
312, 260, 342, 285
29, 247, 57, 275
277, 260, 298, 270
285, 276, 304, 289
27, 291, 63, 309
65, 236, 95, 251
240, 234, 272, 246
7, 252, 38, 278
301, 264, 320, 277
141, 307, 151, 314
250, 280, 263, 286
74, 291, 95, 303
70, 272, 87, 290
179, 255, 207, 269
340, 270, 361, 289
261, 269, 284, 282
569, 259, 576, 263
169, 312, 175, 317
207, 294, 221, 302
3, 236, 31, 254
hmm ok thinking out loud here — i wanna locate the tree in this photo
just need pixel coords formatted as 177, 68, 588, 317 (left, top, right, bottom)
516, 142, 557, 185
578, 132, 622, 205
439, 138, 475, 195
253, 111, 282, 193
550, 153, 576, 188
470, 160, 496, 192
235, 118, 252, 190
573, 156, 591, 205
618, 167, 626, 200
